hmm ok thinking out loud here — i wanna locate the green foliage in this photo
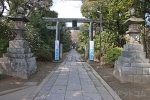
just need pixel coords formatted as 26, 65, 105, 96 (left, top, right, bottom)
0, 20, 15, 57
93, 29, 125, 55
60, 31, 72, 52
101, 29, 119, 53
93, 34, 100, 53
0, 39, 8, 57
34, 49, 52, 62
106, 47, 123, 65
77, 23, 89, 53
24, 9, 58, 53
81, 0, 148, 48
94, 51, 100, 60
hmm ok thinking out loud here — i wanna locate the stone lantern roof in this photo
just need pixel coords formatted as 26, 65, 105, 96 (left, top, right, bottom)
124, 8, 144, 25
124, 8, 145, 34
124, 16, 145, 25
8, 7, 29, 22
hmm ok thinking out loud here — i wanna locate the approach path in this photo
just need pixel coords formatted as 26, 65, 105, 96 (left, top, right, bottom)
0, 49, 121, 100
28, 49, 121, 100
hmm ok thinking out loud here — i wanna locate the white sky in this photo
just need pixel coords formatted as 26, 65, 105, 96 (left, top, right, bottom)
51, 0, 83, 18
51, 0, 84, 26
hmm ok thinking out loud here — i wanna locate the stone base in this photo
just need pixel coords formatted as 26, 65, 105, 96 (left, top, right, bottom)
0, 57, 37, 79
0, 40, 37, 79
113, 43, 150, 83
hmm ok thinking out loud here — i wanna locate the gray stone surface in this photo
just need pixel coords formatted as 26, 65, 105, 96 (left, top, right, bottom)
65, 91, 83, 100
45, 93, 65, 100
0, 39, 37, 79
83, 92, 102, 100
113, 13, 150, 83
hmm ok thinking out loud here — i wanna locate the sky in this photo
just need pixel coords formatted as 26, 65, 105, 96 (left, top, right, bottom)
3, 0, 84, 26
51, 0, 84, 26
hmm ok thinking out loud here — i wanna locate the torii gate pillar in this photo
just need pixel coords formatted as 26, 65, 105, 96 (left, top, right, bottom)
89, 22, 94, 61
54, 21, 60, 61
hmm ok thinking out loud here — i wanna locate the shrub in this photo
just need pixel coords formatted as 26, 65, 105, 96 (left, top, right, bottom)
34, 49, 53, 62
106, 47, 123, 65
94, 51, 100, 60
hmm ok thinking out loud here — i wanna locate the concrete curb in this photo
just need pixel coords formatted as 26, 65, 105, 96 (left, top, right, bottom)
86, 63, 122, 100
26, 70, 55, 100
0, 86, 29, 96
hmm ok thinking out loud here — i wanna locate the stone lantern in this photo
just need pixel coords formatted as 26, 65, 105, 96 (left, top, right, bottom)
124, 8, 144, 44
113, 8, 150, 83
0, 7, 37, 79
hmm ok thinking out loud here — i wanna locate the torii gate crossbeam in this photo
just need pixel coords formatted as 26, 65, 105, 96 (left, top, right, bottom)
42, 17, 100, 23
46, 26, 101, 30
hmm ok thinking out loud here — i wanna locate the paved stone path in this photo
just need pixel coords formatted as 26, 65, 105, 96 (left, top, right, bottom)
27, 49, 121, 100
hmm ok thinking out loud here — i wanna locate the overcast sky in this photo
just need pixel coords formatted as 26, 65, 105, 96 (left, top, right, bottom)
51, 0, 84, 18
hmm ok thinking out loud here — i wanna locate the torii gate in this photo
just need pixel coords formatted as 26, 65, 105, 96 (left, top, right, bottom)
42, 17, 100, 61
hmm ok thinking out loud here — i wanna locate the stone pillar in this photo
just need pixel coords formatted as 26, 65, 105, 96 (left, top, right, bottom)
56, 21, 60, 40
60, 44, 63, 59
84, 44, 89, 59
0, 7, 37, 79
89, 22, 93, 41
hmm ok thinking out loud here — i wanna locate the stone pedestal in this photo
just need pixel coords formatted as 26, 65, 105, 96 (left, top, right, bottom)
0, 40, 37, 79
113, 8, 150, 83
113, 42, 150, 83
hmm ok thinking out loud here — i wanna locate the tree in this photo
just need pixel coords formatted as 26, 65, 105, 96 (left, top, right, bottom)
81, 0, 150, 48
0, 18, 15, 57
77, 23, 89, 52
80, 0, 150, 62
60, 30, 72, 52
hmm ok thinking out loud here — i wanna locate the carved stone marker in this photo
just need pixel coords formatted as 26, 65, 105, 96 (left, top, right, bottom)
113, 8, 150, 83
0, 7, 37, 79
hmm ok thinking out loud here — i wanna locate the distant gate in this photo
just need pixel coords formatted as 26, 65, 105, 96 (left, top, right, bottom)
43, 17, 101, 61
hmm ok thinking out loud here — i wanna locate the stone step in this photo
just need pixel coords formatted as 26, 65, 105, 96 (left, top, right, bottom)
131, 63, 150, 68
9, 57, 36, 62
117, 56, 149, 63
121, 51, 146, 59
3, 53, 33, 58
7, 48, 31, 54
124, 43, 144, 51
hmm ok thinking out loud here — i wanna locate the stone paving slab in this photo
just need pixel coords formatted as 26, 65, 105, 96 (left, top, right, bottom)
65, 91, 83, 100
7, 49, 120, 100
82, 92, 102, 100
45, 93, 65, 100
67, 84, 81, 91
